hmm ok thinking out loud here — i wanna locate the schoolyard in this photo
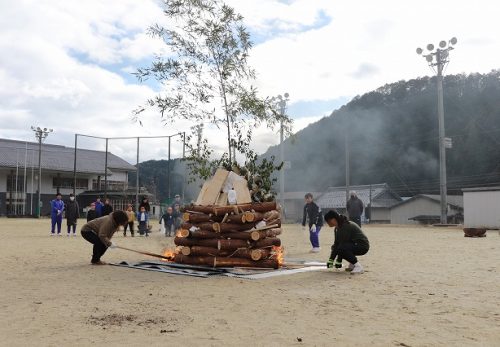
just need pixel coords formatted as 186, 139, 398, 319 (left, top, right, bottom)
0, 218, 498, 346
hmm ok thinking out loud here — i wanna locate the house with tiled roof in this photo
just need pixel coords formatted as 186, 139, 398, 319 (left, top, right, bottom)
315, 183, 402, 223
0, 138, 137, 216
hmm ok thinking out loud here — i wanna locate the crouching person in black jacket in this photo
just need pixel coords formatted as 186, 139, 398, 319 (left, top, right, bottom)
324, 210, 369, 274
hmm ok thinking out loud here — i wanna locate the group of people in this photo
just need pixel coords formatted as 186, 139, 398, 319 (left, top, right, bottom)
302, 191, 369, 274
80, 195, 184, 265
49, 193, 80, 236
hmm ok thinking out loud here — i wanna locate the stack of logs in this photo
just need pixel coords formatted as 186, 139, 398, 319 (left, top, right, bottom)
173, 201, 283, 269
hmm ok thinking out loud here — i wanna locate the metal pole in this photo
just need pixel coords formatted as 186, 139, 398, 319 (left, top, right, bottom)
23, 142, 28, 215
136, 137, 140, 212
37, 135, 42, 218
369, 184, 372, 224
436, 49, 447, 224
182, 132, 186, 201
279, 120, 285, 217
73, 134, 77, 197
345, 131, 350, 211
104, 138, 108, 199
167, 136, 171, 199
15, 150, 19, 216
30, 149, 34, 215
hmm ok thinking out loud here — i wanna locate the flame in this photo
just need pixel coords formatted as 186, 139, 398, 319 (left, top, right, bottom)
161, 248, 177, 262
272, 246, 284, 267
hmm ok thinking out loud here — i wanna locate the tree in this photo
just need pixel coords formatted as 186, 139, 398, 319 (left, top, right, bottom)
134, 0, 292, 179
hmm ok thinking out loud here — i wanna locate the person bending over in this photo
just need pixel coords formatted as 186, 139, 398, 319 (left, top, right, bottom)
324, 209, 370, 274
80, 210, 128, 265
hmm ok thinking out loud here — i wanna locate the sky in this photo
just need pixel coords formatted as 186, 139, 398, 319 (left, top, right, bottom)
0, 0, 499, 164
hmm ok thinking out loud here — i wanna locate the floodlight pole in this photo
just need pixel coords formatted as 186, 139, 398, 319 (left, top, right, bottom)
104, 138, 109, 199
277, 93, 289, 217
31, 126, 52, 218
136, 137, 140, 212
168, 136, 171, 199
436, 50, 447, 224
417, 38, 456, 224
73, 134, 77, 197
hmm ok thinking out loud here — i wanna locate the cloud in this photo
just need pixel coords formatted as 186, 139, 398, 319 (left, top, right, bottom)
1, 0, 500, 166
350, 63, 380, 79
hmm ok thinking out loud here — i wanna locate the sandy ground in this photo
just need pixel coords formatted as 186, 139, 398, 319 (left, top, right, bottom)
0, 218, 499, 347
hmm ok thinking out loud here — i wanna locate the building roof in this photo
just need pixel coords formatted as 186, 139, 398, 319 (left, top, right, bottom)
278, 192, 323, 200
0, 138, 136, 175
315, 183, 402, 209
462, 186, 500, 192
392, 194, 463, 209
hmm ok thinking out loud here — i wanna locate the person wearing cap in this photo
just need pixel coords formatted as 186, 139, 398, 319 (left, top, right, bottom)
324, 209, 370, 274
80, 211, 128, 265
346, 191, 364, 227
301, 192, 323, 253
65, 193, 80, 236
50, 193, 65, 236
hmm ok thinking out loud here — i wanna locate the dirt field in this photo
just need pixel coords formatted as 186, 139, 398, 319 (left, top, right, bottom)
0, 218, 498, 346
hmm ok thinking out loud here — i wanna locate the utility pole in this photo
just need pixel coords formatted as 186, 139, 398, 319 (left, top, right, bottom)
417, 37, 457, 224
277, 93, 289, 218
31, 126, 52, 218
345, 131, 350, 209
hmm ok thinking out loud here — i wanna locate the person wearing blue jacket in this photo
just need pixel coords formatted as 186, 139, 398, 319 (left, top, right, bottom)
94, 197, 104, 218
50, 193, 65, 236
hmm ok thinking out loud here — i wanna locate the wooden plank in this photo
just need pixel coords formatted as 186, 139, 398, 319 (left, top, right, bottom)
195, 181, 211, 206
199, 168, 229, 206
233, 179, 252, 204
216, 192, 228, 206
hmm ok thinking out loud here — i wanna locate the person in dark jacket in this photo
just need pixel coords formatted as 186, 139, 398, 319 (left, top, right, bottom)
65, 193, 80, 236
301, 193, 323, 253
80, 211, 128, 265
346, 191, 364, 227
86, 203, 97, 222
160, 206, 176, 237
324, 209, 370, 274
139, 197, 151, 213
102, 198, 113, 216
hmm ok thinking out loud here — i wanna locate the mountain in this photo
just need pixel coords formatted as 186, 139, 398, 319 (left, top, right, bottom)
263, 70, 500, 196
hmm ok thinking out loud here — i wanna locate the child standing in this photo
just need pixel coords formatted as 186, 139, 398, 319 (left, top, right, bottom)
80, 211, 128, 265
136, 206, 150, 237
160, 206, 176, 237
86, 202, 97, 222
124, 204, 135, 237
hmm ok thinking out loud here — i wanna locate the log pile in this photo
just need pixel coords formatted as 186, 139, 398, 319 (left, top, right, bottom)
172, 169, 283, 269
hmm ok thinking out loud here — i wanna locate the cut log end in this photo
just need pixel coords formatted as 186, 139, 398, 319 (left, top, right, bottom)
181, 246, 191, 256
179, 229, 190, 238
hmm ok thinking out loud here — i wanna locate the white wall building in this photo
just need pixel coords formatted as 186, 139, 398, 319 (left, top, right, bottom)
462, 187, 500, 229
390, 194, 463, 225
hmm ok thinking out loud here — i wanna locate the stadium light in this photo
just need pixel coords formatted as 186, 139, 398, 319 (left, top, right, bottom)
31, 126, 53, 218
416, 37, 457, 224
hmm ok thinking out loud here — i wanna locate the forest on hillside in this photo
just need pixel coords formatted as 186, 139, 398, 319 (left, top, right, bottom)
131, 71, 500, 200
263, 70, 500, 196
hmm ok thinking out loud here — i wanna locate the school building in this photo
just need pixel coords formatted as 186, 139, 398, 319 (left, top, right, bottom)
0, 138, 137, 216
